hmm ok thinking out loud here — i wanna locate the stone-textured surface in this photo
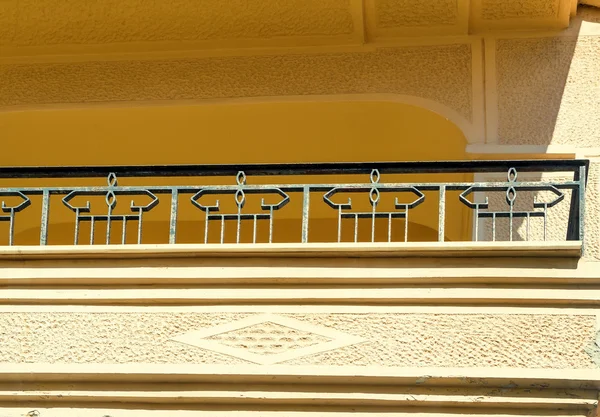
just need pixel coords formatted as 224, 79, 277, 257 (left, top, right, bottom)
481, 0, 559, 20
496, 35, 600, 147
0, 312, 595, 368
0, 45, 473, 122
0, 0, 354, 46
375, 0, 458, 27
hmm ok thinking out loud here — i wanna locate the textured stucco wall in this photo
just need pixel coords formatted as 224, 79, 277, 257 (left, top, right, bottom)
481, 0, 559, 20
0, 44, 474, 124
494, 8, 600, 147
0, 0, 355, 46
374, 0, 458, 27
1, 312, 595, 368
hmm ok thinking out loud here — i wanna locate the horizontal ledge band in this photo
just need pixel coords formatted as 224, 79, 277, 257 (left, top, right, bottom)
0, 260, 597, 285
0, 241, 583, 260
1, 364, 600, 390
3, 288, 600, 306
0, 388, 594, 410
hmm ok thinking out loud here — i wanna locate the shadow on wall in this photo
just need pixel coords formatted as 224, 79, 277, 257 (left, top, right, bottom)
487, 8, 598, 245
495, 6, 599, 147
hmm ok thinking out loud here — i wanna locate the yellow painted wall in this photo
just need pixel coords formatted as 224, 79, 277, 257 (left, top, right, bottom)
0, 101, 471, 244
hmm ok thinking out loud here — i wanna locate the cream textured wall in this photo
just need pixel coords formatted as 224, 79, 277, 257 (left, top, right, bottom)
492, 7, 600, 147
1, 312, 596, 368
1, 3, 600, 416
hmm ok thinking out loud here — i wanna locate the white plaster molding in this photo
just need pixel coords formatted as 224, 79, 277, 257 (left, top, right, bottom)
0, 305, 598, 315
466, 144, 579, 156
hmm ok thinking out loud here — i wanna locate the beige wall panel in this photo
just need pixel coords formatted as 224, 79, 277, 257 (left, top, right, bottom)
494, 28, 600, 147
1, 312, 595, 368
584, 162, 600, 260
0, 44, 473, 123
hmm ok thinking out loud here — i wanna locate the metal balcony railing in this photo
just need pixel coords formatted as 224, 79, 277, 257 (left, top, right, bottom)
0, 160, 588, 247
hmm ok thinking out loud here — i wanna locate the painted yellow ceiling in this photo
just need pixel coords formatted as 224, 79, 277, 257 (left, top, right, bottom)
0, 0, 581, 58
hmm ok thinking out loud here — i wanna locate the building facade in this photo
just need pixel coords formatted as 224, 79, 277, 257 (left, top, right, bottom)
1, 1, 600, 416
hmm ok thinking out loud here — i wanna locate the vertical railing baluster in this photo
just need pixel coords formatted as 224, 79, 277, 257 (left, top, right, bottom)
7, 208, 15, 246
579, 165, 586, 247
220, 215, 225, 244
204, 210, 210, 244
136, 212, 143, 244
169, 189, 178, 244
90, 218, 96, 245
269, 207, 274, 243
543, 204, 548, 241
74, 209, 80, 245
474, 207, 479, 242
106, 206, 112, 245
122, 217, 127, 244
301, 186, 310, 243
404, 210, 409, 242
438, 185, 446, 242
337, 206, 342, 243
40, 190, 50, 246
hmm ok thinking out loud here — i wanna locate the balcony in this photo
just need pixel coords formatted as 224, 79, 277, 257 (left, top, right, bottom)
0, 159, 588, 257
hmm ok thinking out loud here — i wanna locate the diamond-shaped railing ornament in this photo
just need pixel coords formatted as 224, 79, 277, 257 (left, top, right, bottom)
323, 186, 425, 209
459, 185, 564, 209
191, 188, 290, 212
62, 189, 158, 213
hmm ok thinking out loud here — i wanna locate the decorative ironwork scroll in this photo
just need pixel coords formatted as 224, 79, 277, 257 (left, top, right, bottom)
0, 191, 31, 246
459, 168, 565, 241
0, 160, 587, 248
62, 173, 159, 244
191, 171, 290, 243
323, 169, 425, 242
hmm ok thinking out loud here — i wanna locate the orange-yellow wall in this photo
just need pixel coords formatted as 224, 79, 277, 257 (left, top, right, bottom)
0, 101, 471, 244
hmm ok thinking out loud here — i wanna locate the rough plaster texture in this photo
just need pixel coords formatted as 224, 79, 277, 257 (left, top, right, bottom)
0, 312, 595, 368
0, 0, 354, 46
375, 0, 458, 27
496, 34, 600, 147
0, 45, 474, 122
481, 0, 559, 20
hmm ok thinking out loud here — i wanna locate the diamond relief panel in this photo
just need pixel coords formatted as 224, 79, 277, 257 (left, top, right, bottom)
171, 314, 366, 365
